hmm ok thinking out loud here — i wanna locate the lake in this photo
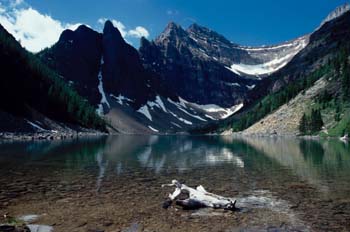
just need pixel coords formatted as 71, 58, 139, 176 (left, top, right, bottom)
0, 136, 349, 231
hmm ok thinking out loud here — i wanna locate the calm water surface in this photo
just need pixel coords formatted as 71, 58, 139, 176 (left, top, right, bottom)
0, 136, 349, 231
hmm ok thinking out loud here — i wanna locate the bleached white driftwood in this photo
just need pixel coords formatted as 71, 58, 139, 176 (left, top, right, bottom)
162, 180, 236, 211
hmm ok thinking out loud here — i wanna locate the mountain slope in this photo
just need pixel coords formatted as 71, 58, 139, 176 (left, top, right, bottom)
220, 10, 350, 136
139, 22, 308, 108
0, 24, 106, 133
139, 22, 253, 107
242, 78, 328, 136
40, 21, 233, 134
35, 4, 350, 135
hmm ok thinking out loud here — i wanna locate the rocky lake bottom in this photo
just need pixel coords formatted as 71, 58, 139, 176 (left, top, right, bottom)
0, 135, 349, 231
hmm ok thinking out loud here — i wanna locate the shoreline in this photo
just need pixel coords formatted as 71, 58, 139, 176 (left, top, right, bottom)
0, 130, 348, 142
0, 131, 109, 141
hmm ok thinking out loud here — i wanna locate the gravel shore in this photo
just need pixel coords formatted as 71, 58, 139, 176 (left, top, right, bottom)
0, 131, 108, 141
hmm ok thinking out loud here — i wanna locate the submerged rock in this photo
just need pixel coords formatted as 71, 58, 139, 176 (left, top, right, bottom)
0, 225, 30, 232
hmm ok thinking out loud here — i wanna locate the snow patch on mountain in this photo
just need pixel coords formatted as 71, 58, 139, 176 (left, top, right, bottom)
197, 103, 244, 119
25, 120, 46, 131
168, 98, 207, 122
224, 82, 241, 87
148, 126, 159, 132
171, 122, 182, 128
247, 84, 256, 90
137, 105, 152, 121
145, 96, 167, 113
177, 107, 207, 122
97, 57, 110, 115
205, 114, 217, 120
178, 97, 244, 119
110, 94, 133, 105
229, 38, 308, 76
228, 36, 309, 77
168, 110, 193, 125
155, 96, 167, 112
137, 96, 169, 121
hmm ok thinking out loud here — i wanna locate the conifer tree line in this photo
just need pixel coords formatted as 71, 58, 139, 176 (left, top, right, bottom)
231, 46, 350, 135
0, 25, 106, 131
229, 63, 331, 132
299, 109, 324, 135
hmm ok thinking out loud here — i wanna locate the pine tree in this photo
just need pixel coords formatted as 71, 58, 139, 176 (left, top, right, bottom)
299, 113, 307, 134
314, 110, 324, 132
342, 59, 350, 99
335, 105, 341, 121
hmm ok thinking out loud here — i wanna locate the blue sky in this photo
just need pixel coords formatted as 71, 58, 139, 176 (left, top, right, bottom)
0, 0, 348, 52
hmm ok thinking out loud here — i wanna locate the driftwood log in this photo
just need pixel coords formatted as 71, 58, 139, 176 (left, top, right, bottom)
162, 180, 236, 211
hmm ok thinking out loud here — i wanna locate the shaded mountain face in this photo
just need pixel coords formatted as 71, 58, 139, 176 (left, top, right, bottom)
0, 24, 105, 133
39, 25, 102, 106
39, 23, 157, 109
40, 21, 232, 134
101, 21, 157, 107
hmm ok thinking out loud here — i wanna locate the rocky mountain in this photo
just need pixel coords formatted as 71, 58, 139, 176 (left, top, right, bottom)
37, 3, 350, 135
40, 21, 236, 134
0, 24, 106, 134
40, 25, 102, 106
139, 23, 251, 108
213, 7, 350, 136
139, 22, 308, 108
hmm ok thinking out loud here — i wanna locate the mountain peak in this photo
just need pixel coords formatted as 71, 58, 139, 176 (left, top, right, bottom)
58, 25, 97, 43
59, 29, 75, 42
321, 3, 350, 26
104, 20, 114, 30
156, 21, 187, 43
103, 20, 124, 42
140, 36, 151, 47
76, 24, 91, 32
187, 23, 210, 33
187, 22, 233, 46
165, 21, 182, 30
162, 21, 186, 36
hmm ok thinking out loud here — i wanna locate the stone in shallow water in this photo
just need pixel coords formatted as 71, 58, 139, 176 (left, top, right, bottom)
0, 225, 30, 232
122, 222, 139, 232
26, 225, 53, 232
18, 215, 39, 223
